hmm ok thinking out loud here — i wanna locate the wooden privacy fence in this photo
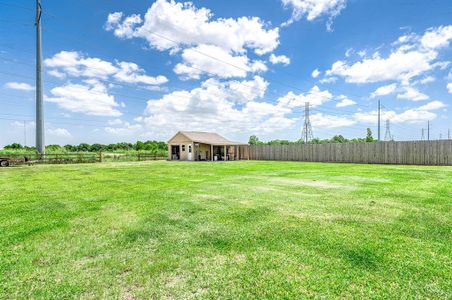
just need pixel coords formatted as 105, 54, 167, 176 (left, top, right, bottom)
249, 141, 452, 166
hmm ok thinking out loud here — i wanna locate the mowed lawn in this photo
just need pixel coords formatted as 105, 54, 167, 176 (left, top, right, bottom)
1, 161, 451, 299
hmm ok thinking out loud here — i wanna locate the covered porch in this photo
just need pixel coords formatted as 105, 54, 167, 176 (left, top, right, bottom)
194, 143, 243, 161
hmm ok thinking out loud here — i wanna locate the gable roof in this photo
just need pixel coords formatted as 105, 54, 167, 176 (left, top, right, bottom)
169, 131, 246, 145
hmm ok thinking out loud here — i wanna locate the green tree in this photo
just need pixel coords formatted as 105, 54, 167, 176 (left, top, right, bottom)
248, 135, 261, 145
366, 128, 374, 142
4, 143, 23, 150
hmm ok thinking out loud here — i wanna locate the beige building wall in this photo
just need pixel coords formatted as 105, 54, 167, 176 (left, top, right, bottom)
168, 132, 195, 161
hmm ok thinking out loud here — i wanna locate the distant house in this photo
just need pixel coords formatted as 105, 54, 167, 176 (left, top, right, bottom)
167, 131, 247, 161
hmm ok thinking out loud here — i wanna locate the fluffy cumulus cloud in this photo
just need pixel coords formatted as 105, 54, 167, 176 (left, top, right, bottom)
105, 0, 280, 79
354, 101, 445, 124
45, 81, 122, 117
173, 44, 266, 79
269, 54, 291, 65
4, 82, 35, 91
281, 0, 347, 30
336, 95, 356, 107
311, 69, 320, 78
45, 51, 167, 86
134, 77, 294, 138
396, 86, 429, 101
370, 83, 397, 98
417, 100, 446, 111
106, 0, 279, 55
277, 85, 333, 109
448, 82, 452, 93
325, 25, 452, 84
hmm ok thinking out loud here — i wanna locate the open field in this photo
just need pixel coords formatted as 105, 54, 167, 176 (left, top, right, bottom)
1, 161, 451, 298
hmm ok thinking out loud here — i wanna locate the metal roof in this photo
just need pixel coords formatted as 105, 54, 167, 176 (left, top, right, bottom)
169, 131, 246, 145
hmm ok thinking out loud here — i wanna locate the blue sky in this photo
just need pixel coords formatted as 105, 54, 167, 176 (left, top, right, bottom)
0, 0, 451, 147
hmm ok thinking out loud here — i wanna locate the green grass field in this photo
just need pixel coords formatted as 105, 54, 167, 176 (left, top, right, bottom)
1, 161, 451, 299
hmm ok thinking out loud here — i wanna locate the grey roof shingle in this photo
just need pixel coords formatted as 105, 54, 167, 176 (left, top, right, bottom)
170, 131, 246, 145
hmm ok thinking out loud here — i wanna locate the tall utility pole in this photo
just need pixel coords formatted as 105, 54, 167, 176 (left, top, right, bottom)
377, 100, 381, 141
36, 0, 45, 153
301, 102, 314, 144
427, 121, 430, 141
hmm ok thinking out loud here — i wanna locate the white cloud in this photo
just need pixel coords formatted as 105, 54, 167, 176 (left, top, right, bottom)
226, 76, 269, 103
105, 122, 142, 135
417, 100, 446, 111
138, 78, 294, 138
114, 62, 168, 85
281, 0, 347, 30
173, 44, 262, 79
277, 85, 333, 108
356, 109, 436, 124
4, 82, 34, 91
108, 119, 123, 126
420, 25, 452, 50
106, 0, 279, 55
45, 82, 122, 117
310, 113, 356, 128
319, 76, 337, 84
447, 83, 452, 93
269, 54, 291, 65
45, 51, 117, 80
418, 76, 435, 85
326, 25, 452, 84
336, 95, 356, 107
396, 87, 429, 101
45, 51, 167, 86
105, 12, 142, 38
311, 69, 321, 78
370, 83, 397, 98
47, 128, 72, 138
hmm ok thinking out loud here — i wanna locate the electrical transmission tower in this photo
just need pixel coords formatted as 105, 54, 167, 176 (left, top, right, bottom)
421, 128, 425, 141
301, 102, 314, 144
384, 119, 393, 141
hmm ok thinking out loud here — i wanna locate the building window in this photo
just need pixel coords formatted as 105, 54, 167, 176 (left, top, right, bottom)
188, 145, 192, 153
182, 145, 186, 152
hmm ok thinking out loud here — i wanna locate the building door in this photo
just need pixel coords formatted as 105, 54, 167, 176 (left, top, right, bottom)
187, 144, 193, 161
171, 145, 180, 160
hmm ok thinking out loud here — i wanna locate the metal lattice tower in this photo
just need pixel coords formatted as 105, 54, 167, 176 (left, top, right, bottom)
301, 102, 314, 143
421, 128, 425, 141
384, 119, 392, 141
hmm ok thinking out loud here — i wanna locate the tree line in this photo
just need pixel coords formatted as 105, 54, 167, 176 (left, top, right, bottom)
2, 141, 168, 154
249, 128, 375, 145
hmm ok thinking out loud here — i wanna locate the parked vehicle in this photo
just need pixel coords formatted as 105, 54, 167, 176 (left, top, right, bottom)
0, 158, 10, 167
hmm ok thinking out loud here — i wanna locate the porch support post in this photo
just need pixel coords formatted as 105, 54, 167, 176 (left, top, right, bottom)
211, 144, 213, 161
237, 145, 240, 161
224, 145, 227, 161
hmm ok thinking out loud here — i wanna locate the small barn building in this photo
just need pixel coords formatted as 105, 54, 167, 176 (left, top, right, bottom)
167, 131, 247, 161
